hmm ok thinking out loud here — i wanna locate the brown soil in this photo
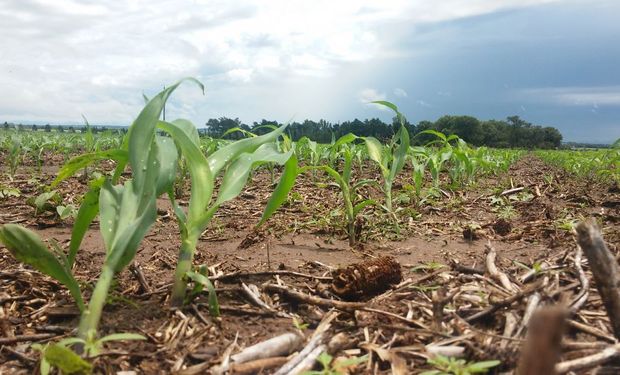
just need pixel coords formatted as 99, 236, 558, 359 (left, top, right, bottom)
1, 153, 619, 374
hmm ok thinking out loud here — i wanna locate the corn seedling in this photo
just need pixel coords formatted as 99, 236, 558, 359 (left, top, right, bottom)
163, 117, 297, 307
421, 355, 500, 375
0, 79, 200, 343
299, 134, 376, 246
362, 102, 409, 231
32, 332, 144, 375
302, 352, 368, 375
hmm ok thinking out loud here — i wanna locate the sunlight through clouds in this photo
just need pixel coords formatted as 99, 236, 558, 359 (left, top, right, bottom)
0, 0, 617, 142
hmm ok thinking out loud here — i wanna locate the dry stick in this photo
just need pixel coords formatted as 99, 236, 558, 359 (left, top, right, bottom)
264, 284, 365, 311
274, 311, 339, 375
230, 332, 304, 364
286, 345, 327, 374
361, 307, 429, 330
374, 269, 446, 303
500, 186, 525, 196
264, 284, 428, 329
515, 282, 545, 337
500, 312, 518, 349
485, 242, 519, 293
576, 220, 620, 339
230, 356, 289, 374
129, 262, 151, 294
1, 346, 37, 365
465, 279, 544, 323
0, 333, 58, 345
555, 343, 620, 374
567, 319, 616, 343
516, 307, 566, 375
212, 270, 332, 282
241, 282, 290, 318
569, 245, 589, 313
449, 260, 484, 275
432, 287, 457, 332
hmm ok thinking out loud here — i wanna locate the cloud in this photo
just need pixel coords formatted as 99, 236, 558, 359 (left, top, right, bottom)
358, 88, 389, 111
226, 68, 254, 83
0, 0, 569, 125
518, 86, 620, 106
416, 99, 431, 107
394, 88, 408, 97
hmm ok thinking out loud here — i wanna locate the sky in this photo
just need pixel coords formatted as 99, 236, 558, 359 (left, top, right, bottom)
0, 0, 618, 143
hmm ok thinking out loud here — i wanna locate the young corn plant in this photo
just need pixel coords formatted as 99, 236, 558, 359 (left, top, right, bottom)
6, 135, 22, 178
162, 118, 298, 307
0, 79, 199, 344
409, 147, 428, 201
362, 101, 410, 233
299, 134, 375, 246
417, 130, 458, 188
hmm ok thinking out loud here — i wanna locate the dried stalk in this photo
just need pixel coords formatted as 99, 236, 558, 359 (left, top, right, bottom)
230, 332, 303, 364
516, 307, 566, 375
555, 343, 620, 373
485, 242, 518, 292
576, 220, 620, 339
569, 245, 589, 313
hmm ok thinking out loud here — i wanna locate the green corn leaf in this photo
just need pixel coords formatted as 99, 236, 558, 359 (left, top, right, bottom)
171, 119, 201, 146
51, 149, 128, 187
418, 129, 447, 143
333, 133, 357, 149
154, 136, 178, 196
352, 179, 379, 190
186, 271, 220, 317
99, 180, 124, 254
371, 100, 399, 113
99, 180, 157, 272
214, 143, 293, 206
390, 124, 410, 181
0, 224, 84, 311
44, 344, 92, 375
129, 78, 203, 191
98, 333, 146, 343
56, 205, 76, 220
353, 199, 376, 216
258, 152, 298, 226
158, 120, 212, 228
68, 183, 101, 267
221, 127, 257, 138
167, 189, 187, 233
363, 137, 386, 173
467, 360, 501, 372
207, 123, 287, 176
31, 190, 61, 215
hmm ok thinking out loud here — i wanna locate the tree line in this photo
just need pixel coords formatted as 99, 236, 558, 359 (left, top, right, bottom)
204, 114, 563, 149
3, 113, 564, 149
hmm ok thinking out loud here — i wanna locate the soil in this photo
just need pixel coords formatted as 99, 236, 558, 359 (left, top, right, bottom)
1, 153, 619, 374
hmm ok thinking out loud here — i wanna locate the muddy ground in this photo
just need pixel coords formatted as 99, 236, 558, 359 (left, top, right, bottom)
1, 154, 619, 374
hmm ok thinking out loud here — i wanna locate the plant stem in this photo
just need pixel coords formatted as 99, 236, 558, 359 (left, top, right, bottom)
170, 237, 197, 307
384, 183, 400, 235
348, 220, 356, 246
77, 264, 115, 340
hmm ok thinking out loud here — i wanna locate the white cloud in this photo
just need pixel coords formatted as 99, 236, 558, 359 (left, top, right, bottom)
518, 86, 620, 106
0, 0, 561, 124
358, 88, 389, 111
394, 88, 408, 97
416, 99, 431, 107
226, 68, 254, 83
358, 88, 386, 103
